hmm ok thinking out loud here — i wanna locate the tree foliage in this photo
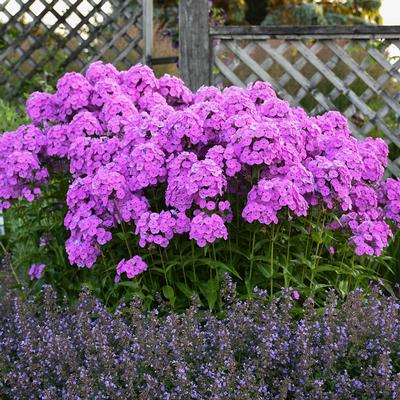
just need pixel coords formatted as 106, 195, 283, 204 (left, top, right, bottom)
173, 0, 383, 25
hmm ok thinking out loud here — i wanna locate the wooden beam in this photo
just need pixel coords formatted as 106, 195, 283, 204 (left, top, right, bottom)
142, 0, 153, 65
179, 0, 211, 90
210, 25, 400, 39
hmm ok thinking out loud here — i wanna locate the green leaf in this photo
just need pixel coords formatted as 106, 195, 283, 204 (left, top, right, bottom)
118, 281, 140, 289
257, 263, 272, 279
176, 282, 193, 298
162, 285, 175, 300
189, 258, 242, 280
116, 232, 131, 241
254, 238, 271, 252
311, 232, 323, 244
162, 285, 176, 307
199, 278, 218, 310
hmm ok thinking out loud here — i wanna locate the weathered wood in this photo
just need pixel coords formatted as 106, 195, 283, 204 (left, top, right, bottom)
0, 212, 4, 236
0, 0, 149, 97
179, 0, 211, 91
151, 56, 179, 65
142, 0, 153, 65
212, 32, 400, 176
91, 7, 142, 65
210, 25, 400, 39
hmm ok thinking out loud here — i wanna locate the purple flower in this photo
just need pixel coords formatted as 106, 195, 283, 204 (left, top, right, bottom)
115, 255, 148, 281
243, 178, 308, 225
28, 263, 45, 280
189, 211, 228, 247
1, 62, 398, 271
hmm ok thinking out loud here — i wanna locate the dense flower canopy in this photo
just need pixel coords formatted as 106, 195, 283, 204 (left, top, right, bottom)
2, 62, 400, 279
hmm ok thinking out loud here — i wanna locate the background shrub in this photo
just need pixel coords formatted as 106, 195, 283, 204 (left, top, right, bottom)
0, 100, 28, 133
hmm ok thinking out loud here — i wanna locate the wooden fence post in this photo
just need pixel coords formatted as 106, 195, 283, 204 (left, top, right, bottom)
0, 212, 4, 236
179, 0, 211, 91
142, 0, 153, 65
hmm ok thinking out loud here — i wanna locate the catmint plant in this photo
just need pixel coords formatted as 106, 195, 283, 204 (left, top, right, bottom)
1, 279, 400, 399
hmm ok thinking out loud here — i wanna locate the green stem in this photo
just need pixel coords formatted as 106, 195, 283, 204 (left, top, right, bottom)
248, 230, 256, 293
270, 224, 275, 299
158, 247, 168, 285
177, 241, 187, 286
121, 221, 133, 258
0, 241, 21, 287
191, 241, 197, 285
114, 202, 133, 258
285, 222, 292, 288
0, 240, 8, 257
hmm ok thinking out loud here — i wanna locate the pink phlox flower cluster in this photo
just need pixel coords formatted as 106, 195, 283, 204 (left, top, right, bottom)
190, 101, 225, 144
137, 92, 167, 113
85, 61, 119, 85
152, 109, 203, 153
330, 207, 392, 257
166, 152, 198, 211
115, 256, 148, 282
135, 210, 190, 248
350, 184, 379, 217
118, 142, 167, 190
193, 86, 224, 103
119, 64, 159, 102
26, 92, 59, 126
16, 124, 47, 153
247, 81, 277, 105
266, 163, 315, 195
46, 125, 71, 158
69, 111, 104, 138
92, 78, 123, 107
189, 211, 228, 247
221, 114, 257, 144
222, 86, 257, 117
55, 72, 92, 120
229, 121, 283, 167
379, 178, 400, 227
358, 137, 388, 183
64, 169, 130, 267
167, 109, 206, 147
259, 97, 290, 118
306, 156, 352, 211
3, 61, 400, 272
158, 74, 193, 108
100, 94, 139, 135
349, 219, 392, 256
68, 136, 120, 177
187, 159, 227, 208
0, 126, 48, 208
242, 178, 308, 225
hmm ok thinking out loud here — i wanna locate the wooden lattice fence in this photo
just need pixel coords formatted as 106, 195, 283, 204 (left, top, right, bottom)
210, 26, 400, 176
209, 26, 400, 176
178, 1, 400, 177
0, 0, 153, 98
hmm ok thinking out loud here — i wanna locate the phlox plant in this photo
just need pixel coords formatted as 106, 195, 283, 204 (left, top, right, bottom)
1, 61, 400, 309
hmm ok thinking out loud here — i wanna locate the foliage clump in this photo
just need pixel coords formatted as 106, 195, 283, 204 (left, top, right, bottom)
1, 279, 400, 399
